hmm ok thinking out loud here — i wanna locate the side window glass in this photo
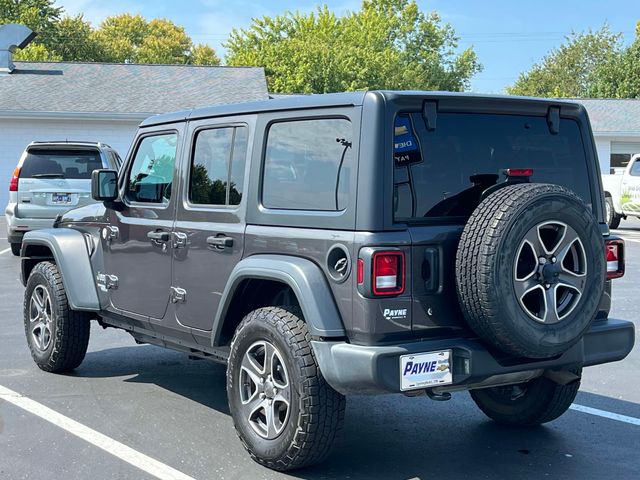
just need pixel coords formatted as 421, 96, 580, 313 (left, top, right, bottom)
262, 118, 353, 211
630, 160, 640, 176
189, 126, 248, 206
126, 133, 177, 204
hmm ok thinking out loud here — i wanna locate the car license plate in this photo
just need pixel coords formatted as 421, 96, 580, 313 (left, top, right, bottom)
52, 193, 71, 203
400, 350, 452, 391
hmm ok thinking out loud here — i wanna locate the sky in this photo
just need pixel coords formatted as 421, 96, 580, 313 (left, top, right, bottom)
56, 0, 639, 93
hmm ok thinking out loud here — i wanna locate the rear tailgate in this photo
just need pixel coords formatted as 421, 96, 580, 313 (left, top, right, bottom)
15, 148, 104, 219
392, 107, 597, 336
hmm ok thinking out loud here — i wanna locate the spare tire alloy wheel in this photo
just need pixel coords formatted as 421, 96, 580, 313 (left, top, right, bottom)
514, 221, 587, 324
239, 340, 291, 439
456, 183, 605, 359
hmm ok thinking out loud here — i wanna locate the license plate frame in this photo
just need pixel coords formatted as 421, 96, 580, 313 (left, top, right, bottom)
52, 193, 71, 204
400, 350, 453, 391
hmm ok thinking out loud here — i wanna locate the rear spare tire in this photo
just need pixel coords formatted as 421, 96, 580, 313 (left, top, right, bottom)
456, 183, 604, 359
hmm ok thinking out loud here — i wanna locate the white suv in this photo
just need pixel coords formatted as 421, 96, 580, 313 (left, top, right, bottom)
5, 141, 121, 255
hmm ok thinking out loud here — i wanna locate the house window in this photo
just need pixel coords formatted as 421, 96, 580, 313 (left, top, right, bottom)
610, 154, 631, 169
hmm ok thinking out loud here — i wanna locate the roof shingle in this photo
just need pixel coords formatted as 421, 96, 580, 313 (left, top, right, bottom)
577, 99, 640, 134
0, 62, 268, 115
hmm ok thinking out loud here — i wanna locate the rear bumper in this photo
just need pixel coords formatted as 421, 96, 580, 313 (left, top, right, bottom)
5, 204, 56, 243
312, 318, 635, 395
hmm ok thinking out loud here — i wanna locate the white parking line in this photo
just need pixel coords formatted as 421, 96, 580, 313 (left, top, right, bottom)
0, 384, 196, 480
0, 247, 11, 255
570, 404, 640, 426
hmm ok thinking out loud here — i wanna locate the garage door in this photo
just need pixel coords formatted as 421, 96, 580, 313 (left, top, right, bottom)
612, 142, 640, 155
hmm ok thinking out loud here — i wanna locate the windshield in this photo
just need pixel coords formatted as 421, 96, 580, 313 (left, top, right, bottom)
22, 149, 104, 179
393, 113, 593, 221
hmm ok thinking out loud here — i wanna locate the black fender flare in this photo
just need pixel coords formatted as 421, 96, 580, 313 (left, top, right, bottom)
212, 254, 346, 345
21, 229, 100, 311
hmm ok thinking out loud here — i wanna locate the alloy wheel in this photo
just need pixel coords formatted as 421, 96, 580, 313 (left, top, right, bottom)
239, 340, 291, 440
514, 221, 587, 324
29, 285, 53, 351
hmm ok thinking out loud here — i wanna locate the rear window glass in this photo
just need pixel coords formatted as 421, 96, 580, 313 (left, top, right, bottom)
393, 113, 592, 221
262, 118, 353, 211
21, 149, 103, 179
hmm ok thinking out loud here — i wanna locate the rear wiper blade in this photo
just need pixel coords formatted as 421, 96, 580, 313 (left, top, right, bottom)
32, 173, 65, 178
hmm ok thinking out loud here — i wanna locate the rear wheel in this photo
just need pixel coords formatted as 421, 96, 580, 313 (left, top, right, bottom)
470, 368, 581, 426
605, 197, 621, 229
227, 306, 345, 471
23, 261, 91, 372
10, 242, 21, 256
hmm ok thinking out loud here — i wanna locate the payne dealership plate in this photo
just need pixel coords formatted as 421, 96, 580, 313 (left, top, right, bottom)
400, 350, 452, 391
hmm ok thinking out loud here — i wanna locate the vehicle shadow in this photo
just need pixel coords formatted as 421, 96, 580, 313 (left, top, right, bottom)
77, 344, 639, 480
78, 344, 230, 414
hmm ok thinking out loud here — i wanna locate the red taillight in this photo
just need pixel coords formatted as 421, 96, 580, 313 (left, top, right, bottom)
506, 168, 534, 177
372, 251, 405, 296
9, 167, 20, 191
357, 258, 364, 285
605, 239, 624, 279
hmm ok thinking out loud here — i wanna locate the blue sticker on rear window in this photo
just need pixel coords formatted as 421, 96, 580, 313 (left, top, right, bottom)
394, 115, 422, 166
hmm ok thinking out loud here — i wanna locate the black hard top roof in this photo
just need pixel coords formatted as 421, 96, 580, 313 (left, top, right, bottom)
139, 90, 584, 127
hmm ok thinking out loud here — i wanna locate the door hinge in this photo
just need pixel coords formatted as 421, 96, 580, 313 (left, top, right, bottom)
170, 286, 187, 303
173, 231, 188, 249
102, 226, 119, 243
96, 272, 118, 291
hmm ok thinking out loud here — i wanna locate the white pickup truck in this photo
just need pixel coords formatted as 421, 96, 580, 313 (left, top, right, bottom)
602, 153, 640, 228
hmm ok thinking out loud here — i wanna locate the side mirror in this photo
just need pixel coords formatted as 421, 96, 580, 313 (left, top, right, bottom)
610, 168, 616, 175
91, 169, 119, 201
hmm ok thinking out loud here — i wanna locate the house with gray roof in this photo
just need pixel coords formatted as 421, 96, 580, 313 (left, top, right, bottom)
0, 24, 268, 208
578, 99, 640, 174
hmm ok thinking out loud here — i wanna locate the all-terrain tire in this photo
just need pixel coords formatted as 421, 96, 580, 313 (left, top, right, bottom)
23, 261, 91, 372
605, 196, 621, 229
10, 242, 21, 256
227, 306, 345, 471
456, 183, 605, 359
470, 368, 582, 426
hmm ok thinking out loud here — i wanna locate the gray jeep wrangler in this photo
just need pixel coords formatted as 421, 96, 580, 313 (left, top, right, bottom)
20, 91, 635, 471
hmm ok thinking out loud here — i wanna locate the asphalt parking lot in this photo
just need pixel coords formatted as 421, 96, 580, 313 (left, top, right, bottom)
1, 217, 639, 480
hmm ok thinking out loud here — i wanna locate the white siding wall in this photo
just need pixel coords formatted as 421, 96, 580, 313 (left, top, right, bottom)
594, 136, 612, 175
0, 117, 139, 209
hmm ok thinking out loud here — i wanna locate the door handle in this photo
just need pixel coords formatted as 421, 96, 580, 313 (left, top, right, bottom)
147, 230, 170, 242
206, 235, 234, 248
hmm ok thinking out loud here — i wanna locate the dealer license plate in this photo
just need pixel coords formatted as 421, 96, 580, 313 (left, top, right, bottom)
52, 193, 71, 204
400, 350, 452, 391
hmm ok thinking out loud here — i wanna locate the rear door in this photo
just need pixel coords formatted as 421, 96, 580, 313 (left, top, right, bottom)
171, 117, 252, 333
392, 109, 595, 335
17, 147, 105, 218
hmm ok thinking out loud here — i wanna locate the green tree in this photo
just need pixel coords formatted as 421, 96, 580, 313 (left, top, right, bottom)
51, 15, 103, 61
590, 22, 640, 98
225, 0, 481, 93
13, 42, 60, 61
507, 26, 622, 97
1, 0, 62, 60
92, 14, 220, 65
189, 43, 220, 65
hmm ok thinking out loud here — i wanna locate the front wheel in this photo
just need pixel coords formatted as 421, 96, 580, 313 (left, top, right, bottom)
227, 306, 345, 471
470, 368, 581, 426
10, 242, 21, 256
23, 261, 91, 372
